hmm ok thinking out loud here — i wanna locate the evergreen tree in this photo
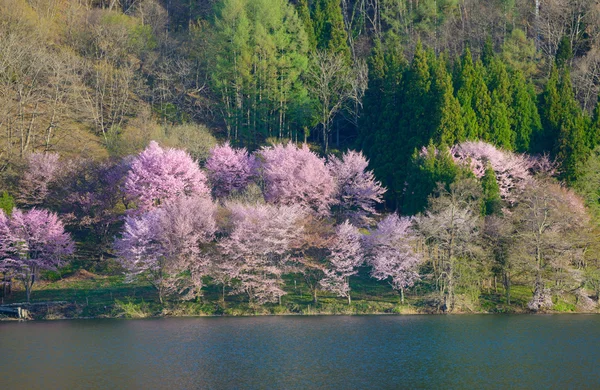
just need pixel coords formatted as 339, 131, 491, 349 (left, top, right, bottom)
555, 69, 588, 183
0, 191, 14, 216
402, 143, 463, 215
589, 95, 600, 150
482, 36, 495, 67
313, 0, 350, 60
472, 60, 492, 139
481, 164, 502, 216
359, 43, 406, 208
511, 70, 541, 153
486, 58, 512, 108
555, 35, 573, 68
358, 40, 386, 153
456, 48, 491, 139
536, 66, 561, 154
212, 0, 310, 146
488, 92, 514, 150
296, 0, 316, 49
431, 55, 464, 145
402, 41, 432, 146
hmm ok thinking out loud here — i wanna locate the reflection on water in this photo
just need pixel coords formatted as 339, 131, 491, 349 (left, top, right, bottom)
1, 315, 599, 389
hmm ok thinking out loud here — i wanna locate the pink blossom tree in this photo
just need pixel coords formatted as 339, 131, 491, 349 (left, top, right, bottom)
450, 141, 544, 203
1, 208, 74, 302
206, 142, 257, 198
320, 220, 363, 304
18, 152, 61, 206
365, 214, 421, 303
0, 210, 10, 298
259, 143, 336, 215
115, 196, 216, 303
218, 203, 305, 305
123, 141, 210, 213
328, 150, 385, 226
0, 210, 10, 261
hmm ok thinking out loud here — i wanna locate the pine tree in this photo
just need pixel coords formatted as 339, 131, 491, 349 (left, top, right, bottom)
481, 164, 502, 216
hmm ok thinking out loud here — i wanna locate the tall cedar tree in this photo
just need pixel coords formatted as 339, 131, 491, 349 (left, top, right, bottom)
511, 71, 541, 153
481, 164, 502, 216
312, 0, 351, 61
430, 55, 464, 146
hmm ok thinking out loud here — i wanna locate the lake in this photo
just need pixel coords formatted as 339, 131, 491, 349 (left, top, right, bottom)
1, 315, 599, 389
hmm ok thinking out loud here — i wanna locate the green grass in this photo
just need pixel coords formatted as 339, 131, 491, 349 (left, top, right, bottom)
3, 268, 594, 320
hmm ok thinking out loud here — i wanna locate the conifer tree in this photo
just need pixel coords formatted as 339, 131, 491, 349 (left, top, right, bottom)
511, 71, 541, 153
536, 66, 561, 154
588, 96, 600, 150
296, 0, 316, 49
313, 0, 350, 61
472, 60, 492, 139
403, 143, 462, 215
482, 36, 495, 67
402, 41, 432, 146
431, 56, 464, 145
489, 92, 514, 150
555, 35, 573, 69
481, 164, 502, 216
456, 48, 490, 139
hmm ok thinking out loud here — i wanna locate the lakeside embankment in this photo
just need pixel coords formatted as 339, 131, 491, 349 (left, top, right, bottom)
2, 270, 597, 321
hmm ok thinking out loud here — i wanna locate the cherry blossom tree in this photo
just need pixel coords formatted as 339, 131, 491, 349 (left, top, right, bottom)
365, 214, 421, 304
205, 142, 257, 198
115, 196, 216, 303
511, 180, 589, 311
18, 152, 61, 207
450, 141, 546, 203
328, 150, 385, 226
0, 210, 10, 298
219, 203, 305, 305
123, 141, 210, 213
0, 210, 9, 256
320, 220, 363, 304
1, 208, 74, 302
260, 143, 336, 215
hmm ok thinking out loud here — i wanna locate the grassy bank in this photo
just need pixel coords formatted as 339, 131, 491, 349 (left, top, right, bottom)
0, 269, 596, 320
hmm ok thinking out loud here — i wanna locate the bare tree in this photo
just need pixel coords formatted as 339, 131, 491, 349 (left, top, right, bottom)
511, 179, 590, 311
306, 51, 367, 152
415, 178, 482, 312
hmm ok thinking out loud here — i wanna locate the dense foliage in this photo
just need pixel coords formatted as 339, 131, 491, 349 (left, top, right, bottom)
2, 0, 600, 313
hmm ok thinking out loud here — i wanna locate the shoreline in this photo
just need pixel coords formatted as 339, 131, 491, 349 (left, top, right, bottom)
1, 303, 597, 322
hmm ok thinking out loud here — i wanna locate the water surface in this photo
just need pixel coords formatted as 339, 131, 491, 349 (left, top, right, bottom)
1, 315, 598, 389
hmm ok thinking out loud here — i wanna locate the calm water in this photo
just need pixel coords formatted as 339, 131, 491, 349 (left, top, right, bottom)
1, 315, 599, 389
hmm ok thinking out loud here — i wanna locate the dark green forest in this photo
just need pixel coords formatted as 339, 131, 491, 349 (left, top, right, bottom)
2, 0, 600, 316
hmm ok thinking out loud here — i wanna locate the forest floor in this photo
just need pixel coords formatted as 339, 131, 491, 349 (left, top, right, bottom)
0, 269, 596, 320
